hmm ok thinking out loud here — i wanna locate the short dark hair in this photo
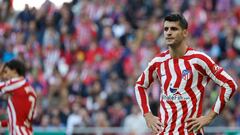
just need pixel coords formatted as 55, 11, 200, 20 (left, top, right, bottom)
4, 59, 26, 76
164, 13, 188, 29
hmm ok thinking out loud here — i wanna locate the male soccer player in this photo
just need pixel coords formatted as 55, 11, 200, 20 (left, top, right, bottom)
0, 59, 37, 135
135, 13, 237, 135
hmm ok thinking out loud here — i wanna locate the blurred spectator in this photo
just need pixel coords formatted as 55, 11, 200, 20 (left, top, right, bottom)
123, 105, 148, 135
40, 114, 50, 128
92, 111, 109, 127
66, 102, 89, 135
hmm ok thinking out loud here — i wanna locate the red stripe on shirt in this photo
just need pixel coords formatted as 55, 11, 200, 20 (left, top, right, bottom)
156, 50, 170, 57
219, 87, 226, 112
197, 74, 205, 117
193, 64, 207, 76
168, 101, 177, 133
229, 82, 236, 98
138, 86, 149, 114
164, 60, 172, 94
148, 64, 156, 87
19, 126, 25, 135
194, 54, 215, 73
157, 66, 162, 86
178, 100, 188, 134
184, 60, 197, 118
136, 73, 145, 85
160, 100, 168, 133
214, 71, 236, 98
173, 59, 182, 88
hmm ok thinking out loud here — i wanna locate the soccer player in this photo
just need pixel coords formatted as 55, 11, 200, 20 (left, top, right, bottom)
0, 59, 37, 135
135, 13, 237, 135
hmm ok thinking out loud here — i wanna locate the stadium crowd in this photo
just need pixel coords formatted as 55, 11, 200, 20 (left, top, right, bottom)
0, 0, 240, 134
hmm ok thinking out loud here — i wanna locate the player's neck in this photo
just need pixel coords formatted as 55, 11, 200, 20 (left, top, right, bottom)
169, 43, 188, 58
11, 75, 23, 80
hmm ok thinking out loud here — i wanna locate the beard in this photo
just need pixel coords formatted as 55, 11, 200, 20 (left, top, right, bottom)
166, 39, 183, 48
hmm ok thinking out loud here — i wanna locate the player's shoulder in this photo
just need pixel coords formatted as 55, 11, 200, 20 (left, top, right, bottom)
6, 77, 26, 85
185, 48, 211, 59
152, 49, 170, 62
156, 49, 169, 57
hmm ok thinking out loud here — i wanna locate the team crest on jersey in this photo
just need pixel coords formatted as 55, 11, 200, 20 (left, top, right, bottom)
182, 69, 191, 80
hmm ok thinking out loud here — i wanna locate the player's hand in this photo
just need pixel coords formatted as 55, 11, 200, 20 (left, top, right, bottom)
144, 112, 163, 134
186, 116, 212, 133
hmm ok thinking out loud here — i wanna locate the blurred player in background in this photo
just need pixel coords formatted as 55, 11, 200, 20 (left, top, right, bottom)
0, 59, 37, 135
135, 13, 237, 135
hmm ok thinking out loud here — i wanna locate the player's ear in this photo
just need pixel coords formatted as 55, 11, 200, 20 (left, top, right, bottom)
13, 69, 19, 76
183, 29, 188, 38
0, 64, 5, 78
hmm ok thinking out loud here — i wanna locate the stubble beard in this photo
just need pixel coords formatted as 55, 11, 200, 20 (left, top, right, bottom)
167, 42, 177, 48
167, 39, 183, 49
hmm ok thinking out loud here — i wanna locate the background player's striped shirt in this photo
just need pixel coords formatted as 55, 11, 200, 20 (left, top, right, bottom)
135, 47, 237, 135
0, 77, 37, 135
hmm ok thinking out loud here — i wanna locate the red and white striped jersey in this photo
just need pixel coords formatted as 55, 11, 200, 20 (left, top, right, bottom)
0, 77, 37, 135
135, 47, 237, 135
